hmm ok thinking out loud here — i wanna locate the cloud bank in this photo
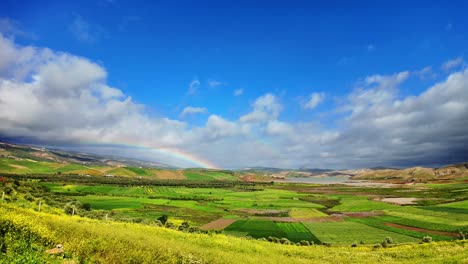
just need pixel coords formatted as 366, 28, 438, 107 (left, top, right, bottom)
0, 34, 467, 169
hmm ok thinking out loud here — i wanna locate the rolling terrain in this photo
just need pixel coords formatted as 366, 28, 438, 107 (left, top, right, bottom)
0, 141, 467, 263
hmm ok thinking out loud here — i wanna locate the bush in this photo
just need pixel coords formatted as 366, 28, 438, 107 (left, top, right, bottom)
299, 240, 310, 246
422, 236, 432, 243
158, 214, 168, 225
24, 193, 35, 202
82, 203, 91, 211
268, 236, 280, 243
165, 222, 175, 229
279, 238, 291, 244
178, 221, 190, 231
188, 227, 200, 233
384, 237, 393, 244
373, 243, 382, 249
351, 242, 358, 247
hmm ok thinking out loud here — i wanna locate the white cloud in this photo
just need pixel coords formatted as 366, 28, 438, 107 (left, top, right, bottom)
69, 15, 105, 43
0, 34, 467, 169
233, 88, 244, 96
208, 79, 224, 88
0, 17, 35, 39
441, 57, 464, 72
239, 93, 282, 123
302, 92, 325, 109
186, 79, 200, 95
180, 106, 207, 117
414, 66, 435, 80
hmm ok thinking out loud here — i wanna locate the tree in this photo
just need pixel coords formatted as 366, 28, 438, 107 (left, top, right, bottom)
158, 215, 168, 225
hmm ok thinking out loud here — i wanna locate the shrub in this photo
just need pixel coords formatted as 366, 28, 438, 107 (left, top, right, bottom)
158, 214, 168, 225
165, 222, 175, 229
188, 227, 200, 233
422, 236, 432, 243
279, 238, 291, 244
178, 221, 190, 231
24, 193, 35, 202
384, 237, 393, 244
373, 243, 382, 249
457, 229, 467, 240
268, 236, 280, 243
300, 240, 310, 246
82, 203, 91, 211
351, 242, 358, 247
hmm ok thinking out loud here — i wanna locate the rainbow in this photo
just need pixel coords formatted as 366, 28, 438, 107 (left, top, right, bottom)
85, 142, 219, 169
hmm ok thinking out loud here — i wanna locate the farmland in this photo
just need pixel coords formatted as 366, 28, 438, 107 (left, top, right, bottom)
1, 164, 467, 263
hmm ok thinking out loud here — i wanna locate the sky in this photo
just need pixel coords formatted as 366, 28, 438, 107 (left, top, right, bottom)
0, 0, 467, 169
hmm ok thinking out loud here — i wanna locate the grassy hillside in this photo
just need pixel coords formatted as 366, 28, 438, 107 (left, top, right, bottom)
0, 157, 240, 181
1, 204, 467, 264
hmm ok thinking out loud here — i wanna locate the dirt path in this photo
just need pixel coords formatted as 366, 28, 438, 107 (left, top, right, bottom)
200, 218, 237, 230
385, 223, 459, 237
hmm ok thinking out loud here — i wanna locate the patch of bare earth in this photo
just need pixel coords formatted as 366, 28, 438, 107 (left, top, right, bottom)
200, 218, 237, 230
380, 197, 418, 205
385, 223, 459, 237
153, 170, 186, 180
9, 164, 30, 170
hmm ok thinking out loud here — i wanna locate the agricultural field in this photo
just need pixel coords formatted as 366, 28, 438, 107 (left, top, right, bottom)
303, 221, 419, 245
1, 204, 467, 264
0, 170, 467, 260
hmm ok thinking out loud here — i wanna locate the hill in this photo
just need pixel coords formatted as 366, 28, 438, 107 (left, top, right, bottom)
351, 163, 468, 182
1, 203, 467, 264
0, 142, 240, 181
0, 141, 175, 169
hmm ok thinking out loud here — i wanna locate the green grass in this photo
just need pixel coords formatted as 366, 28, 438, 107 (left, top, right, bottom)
376, 215, 461, 232
225, 220, 319, 243
436, 200, 468, 209
2, 204, 468, 264
276, 222, 320, 243
384, 207, 468, 227
303, 221, 419, 245
289, 208, 327, 218
225, 219, 285, 239
330, 195, 400, 212
347, 217, 454, 241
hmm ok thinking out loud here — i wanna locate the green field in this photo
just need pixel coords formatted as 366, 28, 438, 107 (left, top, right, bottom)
1, 168, 467, 263
303, 221, 419, 245
1, 204, 467, 264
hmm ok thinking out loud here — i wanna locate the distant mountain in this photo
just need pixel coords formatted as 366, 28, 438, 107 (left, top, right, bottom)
297, 168, 334, 173
0, 141, 176, 169
239, 167, 286, 173
351, 163, 468, 181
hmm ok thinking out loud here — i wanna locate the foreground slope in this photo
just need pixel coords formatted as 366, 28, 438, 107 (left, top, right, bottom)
1, 204, 467, 264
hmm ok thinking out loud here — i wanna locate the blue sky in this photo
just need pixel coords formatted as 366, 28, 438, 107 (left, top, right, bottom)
0, 1, 467, 168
